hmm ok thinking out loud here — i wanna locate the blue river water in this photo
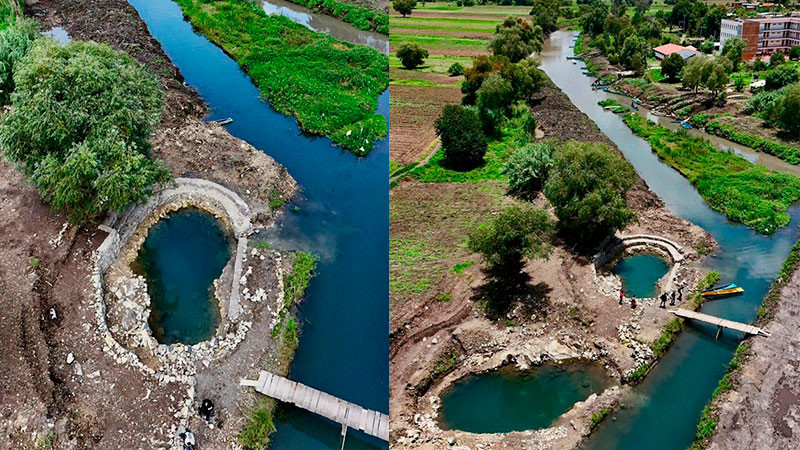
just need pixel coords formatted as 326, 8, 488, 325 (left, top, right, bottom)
540, 30, 800, 450
126, 0, 388, 448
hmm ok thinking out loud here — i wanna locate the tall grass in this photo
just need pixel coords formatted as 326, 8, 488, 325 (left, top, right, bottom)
625, 114, 800, 234
176, 0, 388, 154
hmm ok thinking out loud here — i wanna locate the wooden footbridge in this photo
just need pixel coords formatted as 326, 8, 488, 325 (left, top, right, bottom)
241, 371, 389, 443
670, 309, 771, 339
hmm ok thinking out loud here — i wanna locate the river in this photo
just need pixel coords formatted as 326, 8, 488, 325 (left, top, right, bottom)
126, 0, 388, 448
539, 30, 800, 450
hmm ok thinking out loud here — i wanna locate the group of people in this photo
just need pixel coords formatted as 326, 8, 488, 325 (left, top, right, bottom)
659, 285, 684, 309
618, 284, 685, 309
179, 398, 216, 450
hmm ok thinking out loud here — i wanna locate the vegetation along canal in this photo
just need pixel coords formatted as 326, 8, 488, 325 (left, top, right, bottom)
133, 208, 230, 345
439, 363, 611, 434
541, 30, 800, 450
613, 254, 671, 299
127, 0, 388, 448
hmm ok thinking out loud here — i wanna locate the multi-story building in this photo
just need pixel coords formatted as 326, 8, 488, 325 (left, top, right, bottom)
720, 16, 800, 60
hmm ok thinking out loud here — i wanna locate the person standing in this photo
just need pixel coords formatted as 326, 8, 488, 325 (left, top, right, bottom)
678, 285, 684, 302
670, 290, 677, 306
631, 295, 637, 309
619, 289, 625, 305
659, 292, 667, 308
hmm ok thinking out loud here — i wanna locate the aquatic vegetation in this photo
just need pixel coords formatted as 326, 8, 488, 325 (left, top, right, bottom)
176, 0, 388, 154
238, 407, 277, 450
283, 251, 317, 308
285, 0, 388, 34
589, 408, 611, 432
625, 114, 800, 234
702, 119, 800, 166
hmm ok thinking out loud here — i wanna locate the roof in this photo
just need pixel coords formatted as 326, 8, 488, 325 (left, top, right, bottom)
653, 43, 699, 57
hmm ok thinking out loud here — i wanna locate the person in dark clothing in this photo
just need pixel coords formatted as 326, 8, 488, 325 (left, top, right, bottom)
678, 285, 684, 302
670, 290, 677, 306
199, 399, 215, 423
659, 292, 667, 308
619, 289, 625, 305
631, 295, 637, 309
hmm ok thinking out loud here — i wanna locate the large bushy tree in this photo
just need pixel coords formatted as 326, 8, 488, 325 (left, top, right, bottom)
619, 35, 648, 74
0, 16, 37, 105
661, 53, 685, 81
396, 43, 428, 69
528, 0, 561, 33
544, 141, 636, 244
488, 17, 543, 63
779, 83, 800, 137
468, 205, 554, 276
393, 0, 417, 17
765, 64, 800, 90
434, 104, 487, 168
1, 39, 170, 223
503, 141, 554, 198
721, 37, 746, 71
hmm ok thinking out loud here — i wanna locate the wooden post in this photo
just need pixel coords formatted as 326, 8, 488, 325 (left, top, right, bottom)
340, 422, 348, 450
716, 325, 722, 340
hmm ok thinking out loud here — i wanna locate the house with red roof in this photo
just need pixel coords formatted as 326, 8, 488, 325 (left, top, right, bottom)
653, 43, 700, 61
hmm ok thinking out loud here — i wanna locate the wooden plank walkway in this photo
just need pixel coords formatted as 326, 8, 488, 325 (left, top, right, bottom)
241, 371, 389, 442
670, 308, 770, 338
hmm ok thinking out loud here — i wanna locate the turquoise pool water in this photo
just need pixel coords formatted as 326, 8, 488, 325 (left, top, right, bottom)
134, 208, 231, 345
439, 363, 611, 433
613, 254, 671, 298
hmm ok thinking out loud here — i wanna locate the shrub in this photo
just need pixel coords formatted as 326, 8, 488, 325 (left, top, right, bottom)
544, 140, 636, 244
503, 141, 554, 198
771, 51, 786, 67
791, 46, 800, 61
447, 62, 465, 76
476, 71, 513, 134
468, 205, 554, 276
396, 42, 428, 69
0, 39, 169, 223
434, 104, 487, 168
0, 16, 38, 105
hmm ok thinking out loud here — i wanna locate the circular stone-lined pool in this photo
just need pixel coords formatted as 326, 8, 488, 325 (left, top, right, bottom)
439, 362, 611, 433
132, 208, 232, 345
612, 253, 670, 298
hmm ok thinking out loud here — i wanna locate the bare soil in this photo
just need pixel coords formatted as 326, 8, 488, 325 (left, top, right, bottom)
389, 78, 715, 449
389, 85, 463, 164
0, 0, 296, 447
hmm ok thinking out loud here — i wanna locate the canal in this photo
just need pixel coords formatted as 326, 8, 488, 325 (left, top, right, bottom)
539, 30, 800, 450
127, 0, 388, 448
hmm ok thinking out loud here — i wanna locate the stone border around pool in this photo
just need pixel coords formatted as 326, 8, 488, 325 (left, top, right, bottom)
593, 233, 686, 300
91, 178, 261, 383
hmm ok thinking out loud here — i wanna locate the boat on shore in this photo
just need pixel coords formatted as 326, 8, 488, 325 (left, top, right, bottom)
701, 283, 744, 299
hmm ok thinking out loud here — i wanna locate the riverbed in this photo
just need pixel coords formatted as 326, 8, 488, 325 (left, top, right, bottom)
540, 30, 800, 450
126, 0, 388, 448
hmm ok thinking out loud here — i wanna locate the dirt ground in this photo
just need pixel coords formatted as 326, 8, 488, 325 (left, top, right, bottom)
389, 85, 463, 165
0, 0, 297, 448
705, 258, 800, 449
389, 77, 715, 449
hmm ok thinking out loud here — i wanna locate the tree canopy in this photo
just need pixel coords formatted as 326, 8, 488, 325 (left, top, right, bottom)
488, 17, 543, 63
544, 141, 636, 244
392, 0, 416, 17
396, 43, 428, 69
434, 104, 487, 168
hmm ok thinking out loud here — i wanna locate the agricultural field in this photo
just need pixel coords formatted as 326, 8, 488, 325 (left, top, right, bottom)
389, 3, 528, 166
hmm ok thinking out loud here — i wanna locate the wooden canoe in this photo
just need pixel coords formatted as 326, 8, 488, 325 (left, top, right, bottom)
701, 283, 744, 298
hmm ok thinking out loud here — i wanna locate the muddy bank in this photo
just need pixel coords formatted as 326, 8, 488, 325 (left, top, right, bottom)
0, 0, 299, 448
701, 247, 800, 450
389, 77, 715, 449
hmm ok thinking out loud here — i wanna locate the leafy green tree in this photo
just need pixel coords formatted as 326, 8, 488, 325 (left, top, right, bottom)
779, 83, 800, 137
504, 141, 554, 198
544, 141, 636, 244
434, 104, 487, 168
790, 46, 800, 61
0, 39, 169, 223
682, 55, 707, 92
581, 5, 609, 37
396, 43, 428, 69
476, 72, 514, 134
393, 0, 417, 17
765, 64, 799, 90
447, 62, 465, 76
0, 17, 37, 105
620, 35, 648, 73
661, 53, 685, 81
721, 37, 746, 71
771, 51, 786, 67
461, 55, 510, 105
468, 205, 554, 276
529, 0, 561, 33
705, 60, 729, 100
508, 58, 545, 100
488, 17, 543, 63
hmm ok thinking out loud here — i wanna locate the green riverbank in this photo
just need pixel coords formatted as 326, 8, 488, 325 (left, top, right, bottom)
624, 113, 800, 234
175, 0, 388, 154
